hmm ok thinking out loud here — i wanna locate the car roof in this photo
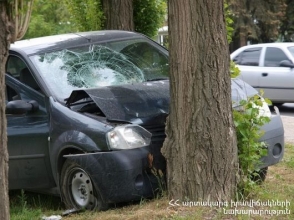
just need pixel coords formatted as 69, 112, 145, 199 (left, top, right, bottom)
240, 42, 294, 48
230, 42, 294, 58
10, 30, 144, 55
233, 42, 294, 51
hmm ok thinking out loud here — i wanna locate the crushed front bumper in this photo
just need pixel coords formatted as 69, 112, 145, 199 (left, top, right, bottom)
64, 146, 160, 204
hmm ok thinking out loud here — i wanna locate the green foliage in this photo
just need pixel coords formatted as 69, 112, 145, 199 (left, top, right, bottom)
25, 0, 106, 38
150, 167, 166, 198
10, 190, 63, 219
64, 0, 104, 32
134, 0, 167, 37
283, 144, 294, 169
10, 189, 42, 219
225, 2, 234, 44
233, 94, 271, 198
24, 0, 77, 39
280, 0, 294, 42
228, 0, 286, 43
230, 61, 240, 78
63, 0, 166, 37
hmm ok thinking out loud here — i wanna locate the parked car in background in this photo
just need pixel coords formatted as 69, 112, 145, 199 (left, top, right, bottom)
230, 43, 294, 105
5, 31, 284, 211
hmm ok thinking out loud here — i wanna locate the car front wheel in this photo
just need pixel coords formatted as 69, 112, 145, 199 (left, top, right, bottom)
60, 159, 108, 211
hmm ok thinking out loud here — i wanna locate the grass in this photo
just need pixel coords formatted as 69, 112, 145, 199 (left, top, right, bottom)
10, 144, 294, 220
9, 190, 63, 220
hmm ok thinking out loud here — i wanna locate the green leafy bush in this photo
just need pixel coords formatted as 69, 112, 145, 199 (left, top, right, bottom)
233, 94, 271, 198
134, 0, 167, 38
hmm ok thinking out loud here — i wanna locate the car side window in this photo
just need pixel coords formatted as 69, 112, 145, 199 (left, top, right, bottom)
6, 56, 27, 79
264, 47, 290, 67
5, 85, 20, 102
6, 55, 41, 92
233, 47, 261, 66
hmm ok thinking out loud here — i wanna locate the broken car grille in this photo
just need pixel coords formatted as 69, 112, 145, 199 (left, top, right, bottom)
142, 124, 166, 144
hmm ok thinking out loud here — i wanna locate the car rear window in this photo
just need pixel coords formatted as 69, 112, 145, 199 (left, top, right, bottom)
233, 48, 261, 66
288, 46, 294, 58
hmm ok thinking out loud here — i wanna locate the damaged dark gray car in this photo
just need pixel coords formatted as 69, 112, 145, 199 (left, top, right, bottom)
5, 31, 284, 210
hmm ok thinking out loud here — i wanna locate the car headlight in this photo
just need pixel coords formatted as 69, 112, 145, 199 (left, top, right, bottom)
106, 125, 152, 150
253, 97, 272, 118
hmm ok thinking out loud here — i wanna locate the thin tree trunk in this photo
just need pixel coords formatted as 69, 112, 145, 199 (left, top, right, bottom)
0, 2, 13, 219
239, 26, 247, 46
162, 0, 238, 202
102, 0, 134, 30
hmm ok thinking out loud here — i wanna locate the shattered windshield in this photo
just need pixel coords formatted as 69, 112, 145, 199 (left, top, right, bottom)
30, 38, 169, 101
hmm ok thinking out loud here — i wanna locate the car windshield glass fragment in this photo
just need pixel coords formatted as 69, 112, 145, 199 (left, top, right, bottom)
30, 39, 169, 100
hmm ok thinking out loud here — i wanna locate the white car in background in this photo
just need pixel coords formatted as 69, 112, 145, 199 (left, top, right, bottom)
230, 43, 294, 105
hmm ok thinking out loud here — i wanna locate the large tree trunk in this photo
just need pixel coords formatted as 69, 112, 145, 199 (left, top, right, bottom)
102, 0, 134, 30
0, 2, 13, 219
162, 0, 238, 202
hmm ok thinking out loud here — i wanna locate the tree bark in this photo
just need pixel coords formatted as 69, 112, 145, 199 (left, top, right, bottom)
102, 0, 134, 30
0, 2, 13, 219
162, 0, 238, 202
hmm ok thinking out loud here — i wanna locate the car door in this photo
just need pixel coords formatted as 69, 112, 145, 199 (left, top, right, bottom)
5, 55, 55, 189
257, 46, 294, 103
232, 47, 263, 88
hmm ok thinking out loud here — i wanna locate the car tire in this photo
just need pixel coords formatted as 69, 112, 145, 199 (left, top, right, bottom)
251, 167, 268, 183
60, 159, 108, 211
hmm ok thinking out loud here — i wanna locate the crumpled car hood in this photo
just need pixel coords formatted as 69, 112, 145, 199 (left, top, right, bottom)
66, 80, 170, 123
66, 78, 257, 122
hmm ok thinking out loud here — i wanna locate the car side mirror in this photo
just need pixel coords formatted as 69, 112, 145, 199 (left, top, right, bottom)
6, 100, 39, 115
232, 58, 239, 64
279, 60, 294, 68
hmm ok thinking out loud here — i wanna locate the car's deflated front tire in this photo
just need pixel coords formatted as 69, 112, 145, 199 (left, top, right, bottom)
60, 159, 108, 211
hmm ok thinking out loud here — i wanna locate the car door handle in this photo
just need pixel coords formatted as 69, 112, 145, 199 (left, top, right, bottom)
262, 73, 268, 77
